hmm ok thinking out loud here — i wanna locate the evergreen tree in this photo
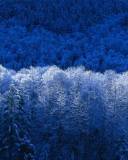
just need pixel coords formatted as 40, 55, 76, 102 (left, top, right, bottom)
0, 85, 35, 160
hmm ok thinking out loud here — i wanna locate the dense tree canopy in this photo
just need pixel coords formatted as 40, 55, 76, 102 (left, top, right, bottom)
0, 1, 128, 159
0, 66, 128, 159
0, 0, 127, 71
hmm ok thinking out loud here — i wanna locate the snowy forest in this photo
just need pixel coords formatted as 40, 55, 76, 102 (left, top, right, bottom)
0, 0, 128, 160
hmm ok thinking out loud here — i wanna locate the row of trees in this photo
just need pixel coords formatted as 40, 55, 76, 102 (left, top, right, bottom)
0, 65, 128, 159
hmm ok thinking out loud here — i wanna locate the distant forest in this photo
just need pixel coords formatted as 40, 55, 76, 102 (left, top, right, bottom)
0, 0, 127, 72
0, 1, 128, 160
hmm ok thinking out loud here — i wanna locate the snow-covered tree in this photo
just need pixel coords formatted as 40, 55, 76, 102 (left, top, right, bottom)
0, 85, 35, 160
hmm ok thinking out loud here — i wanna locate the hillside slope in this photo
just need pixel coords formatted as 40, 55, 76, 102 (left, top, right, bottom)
0, 0, 127, 72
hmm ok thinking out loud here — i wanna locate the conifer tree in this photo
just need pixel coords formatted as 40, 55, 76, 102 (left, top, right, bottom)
0, 85, 35, 160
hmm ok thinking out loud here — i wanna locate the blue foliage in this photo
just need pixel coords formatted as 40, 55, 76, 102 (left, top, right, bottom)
0, 0, 127, 71
0, 0, 128, 159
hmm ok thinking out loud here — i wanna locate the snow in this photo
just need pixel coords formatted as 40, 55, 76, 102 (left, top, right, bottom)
0, 0, 128, 159
0, 66, 128, 159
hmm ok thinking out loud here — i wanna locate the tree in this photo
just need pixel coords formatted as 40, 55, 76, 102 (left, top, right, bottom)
0, 85, 35, 160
